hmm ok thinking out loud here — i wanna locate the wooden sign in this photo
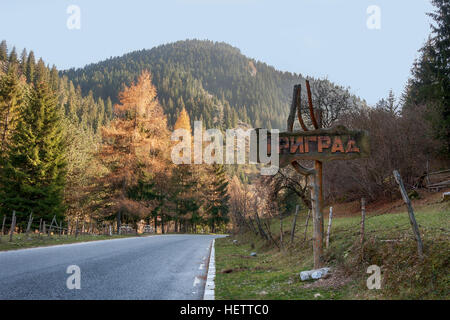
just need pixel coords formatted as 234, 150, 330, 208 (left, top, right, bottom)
261, 125, 369, 167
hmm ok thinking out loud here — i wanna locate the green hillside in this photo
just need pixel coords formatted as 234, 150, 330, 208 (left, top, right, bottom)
63, 39, 361, 130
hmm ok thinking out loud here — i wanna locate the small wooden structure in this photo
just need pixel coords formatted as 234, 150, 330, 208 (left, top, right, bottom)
143, 225, 154, 234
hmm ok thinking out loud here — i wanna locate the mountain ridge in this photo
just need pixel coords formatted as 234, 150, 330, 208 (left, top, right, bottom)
62, 39, 361, 130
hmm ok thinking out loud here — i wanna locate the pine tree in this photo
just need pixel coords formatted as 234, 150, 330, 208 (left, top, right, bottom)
405, 0, 450, 155
20, 48, 27, 73
25, 51, 35, 83
0, 64, 23, 152
0, 80, 67, 223
50, 65, 59, 91
105, 96, 113, 120
170, 107, 201, 232
174, 107, 192, 133
0, 40, 7, 62
205, 164, 230, 233
8, 46, 18, 65
34, 58, 48, 86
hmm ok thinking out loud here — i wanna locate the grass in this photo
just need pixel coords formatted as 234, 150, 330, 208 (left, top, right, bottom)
0, 233, 148, 252
215, 202, 450, 300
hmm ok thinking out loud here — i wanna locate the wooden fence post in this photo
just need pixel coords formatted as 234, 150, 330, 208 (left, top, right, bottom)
303, 209, 311, 242
290, 205, 300, 244
26, 213, 33, 239
279, 211, 283, 249
75, 218, 79, 238
360, 198, 366, 246
326, 206, 333, 248
48, 215, 56, 237
311, 173, 324, 269
1, 215, 6, 235
9, 211, 16, 242
393, 170, 424, 258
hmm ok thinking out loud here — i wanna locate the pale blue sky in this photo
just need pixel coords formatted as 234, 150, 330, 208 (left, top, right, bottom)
0, 0, 434, 105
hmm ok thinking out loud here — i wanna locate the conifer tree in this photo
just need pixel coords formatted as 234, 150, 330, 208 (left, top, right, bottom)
20, 48, 27, 73
0, 40, 7, 62
0, 64, 23, 152
205, 164, 230, 233
98, 71, 170, 231
0, 80, 67, 223
105, 96, 113, 120
174, 107, 192, 133
405, 0, 450, 155
8, 46, 18, 65
170, 107, 201, 232
25, 51, 35, 84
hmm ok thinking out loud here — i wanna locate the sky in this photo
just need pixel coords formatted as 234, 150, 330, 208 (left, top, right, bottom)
0, 0, 434, 105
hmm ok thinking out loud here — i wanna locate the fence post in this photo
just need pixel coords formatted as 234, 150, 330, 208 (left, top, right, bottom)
26, 213, 33, 239
75, 218, 79, 238
311, 173, 324, 268
1, 215, 6, 236
48, 215, 56, 237
290, 205, 300, 244
303, 209, 311, 242
279, 211, 283, 249
9, 211, 16, 242
360, 198, 366, 247
326, 206, 333, 248
393, 170, 424, 258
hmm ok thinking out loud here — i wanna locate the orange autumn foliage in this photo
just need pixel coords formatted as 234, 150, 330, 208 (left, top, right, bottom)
98, 70, 171, 218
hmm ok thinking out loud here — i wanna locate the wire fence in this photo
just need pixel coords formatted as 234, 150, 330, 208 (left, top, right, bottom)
287, 203, 449, 252
0, 211, 155, 243
249, 198, 449, 258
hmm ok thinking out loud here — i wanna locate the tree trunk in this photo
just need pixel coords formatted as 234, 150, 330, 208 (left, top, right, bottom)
117, 211, 122, 234
1, 215, 6, 235
9, 211, 16, 242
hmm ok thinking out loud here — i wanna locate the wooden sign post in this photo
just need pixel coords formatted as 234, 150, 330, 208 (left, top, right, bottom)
258, 82, 370, 268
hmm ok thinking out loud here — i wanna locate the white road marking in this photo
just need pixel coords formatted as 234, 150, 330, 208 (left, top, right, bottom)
193, 277, 201, 287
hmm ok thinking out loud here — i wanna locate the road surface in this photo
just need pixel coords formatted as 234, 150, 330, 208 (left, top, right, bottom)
0, 234, 222, 300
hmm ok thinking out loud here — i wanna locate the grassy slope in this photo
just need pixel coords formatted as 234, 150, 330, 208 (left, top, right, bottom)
215, 200, 449, 300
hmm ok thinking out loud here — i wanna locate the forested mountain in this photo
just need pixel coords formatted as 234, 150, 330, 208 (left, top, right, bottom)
63, 40, 362, 130
0, 41, 231, 233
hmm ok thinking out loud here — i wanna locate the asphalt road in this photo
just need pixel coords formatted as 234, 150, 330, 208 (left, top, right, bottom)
0, 234, 222, 300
